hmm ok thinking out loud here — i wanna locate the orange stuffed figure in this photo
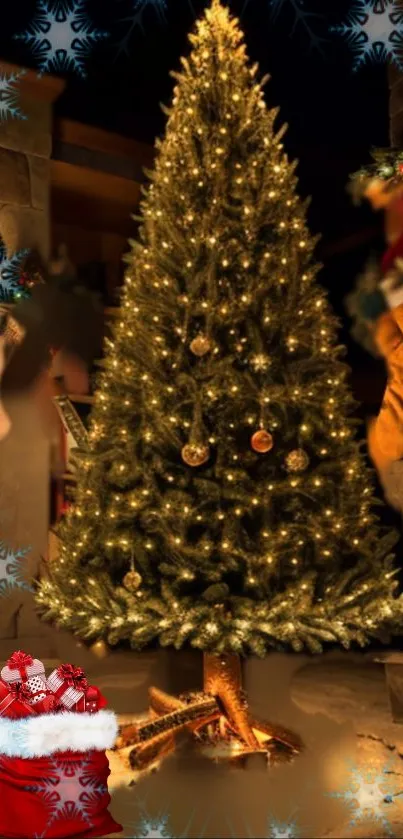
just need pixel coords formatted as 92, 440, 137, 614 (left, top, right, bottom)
368, 303, 403, 511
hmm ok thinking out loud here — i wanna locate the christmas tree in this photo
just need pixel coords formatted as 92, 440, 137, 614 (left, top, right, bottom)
37, 0, 402, 762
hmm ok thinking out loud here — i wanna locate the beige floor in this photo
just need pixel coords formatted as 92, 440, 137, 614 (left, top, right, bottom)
1, 634, 402, 837
84, 650, 403, 838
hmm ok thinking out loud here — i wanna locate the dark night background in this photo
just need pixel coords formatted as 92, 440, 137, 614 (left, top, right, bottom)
1, 0, 398, 535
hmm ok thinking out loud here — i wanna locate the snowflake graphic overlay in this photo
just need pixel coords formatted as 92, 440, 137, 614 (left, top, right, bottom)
24, 756, 107, 828
267, 818, 299, 839
242, 0, 326, 55
226, 808, 303, 839
0, 541, 32, 597
115, 0, 167, 56
132, 813, 175, 839
0, 69, 26, 123
0, 235, 30, 302
130, 802, 201, 839
115, 0, 195, 57
328, 760, 402, 834
15, 0, 109, 78
331, 0, 403, 72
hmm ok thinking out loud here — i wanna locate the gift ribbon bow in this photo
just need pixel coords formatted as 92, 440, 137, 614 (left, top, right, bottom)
9, 681, 32, 701
56, 664, 88, 691
8, 651, 34, 681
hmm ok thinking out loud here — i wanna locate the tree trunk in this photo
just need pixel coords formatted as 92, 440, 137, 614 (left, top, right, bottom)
203, 652, 260, 750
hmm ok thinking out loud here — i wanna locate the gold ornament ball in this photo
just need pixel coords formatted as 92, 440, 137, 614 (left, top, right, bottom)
182, 442, 210, 467
251, 429, 274, 453
123, 569, 142, 592
190, 333, 212, 357
89, 640, 109, 659
286, 448, 310, 472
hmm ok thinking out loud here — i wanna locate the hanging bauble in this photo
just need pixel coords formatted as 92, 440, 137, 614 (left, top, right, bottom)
285, 449, 310, 472
251, 429, 274, 453
123, 569, 142, 592
89, 640, 109, 659
190, 333, 212, 357
182, 442, 210, 467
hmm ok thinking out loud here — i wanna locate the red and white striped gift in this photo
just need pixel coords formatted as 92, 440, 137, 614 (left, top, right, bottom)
46, 664, 87, 709
1, 651, 46, 687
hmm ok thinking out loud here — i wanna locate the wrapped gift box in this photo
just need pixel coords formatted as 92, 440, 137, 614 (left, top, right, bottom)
0, 680, 36, 719
1, 651, 46, 687
46, 664, 88, 709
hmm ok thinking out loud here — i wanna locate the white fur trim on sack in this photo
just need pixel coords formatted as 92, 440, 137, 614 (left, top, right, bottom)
0, 710, 118, 758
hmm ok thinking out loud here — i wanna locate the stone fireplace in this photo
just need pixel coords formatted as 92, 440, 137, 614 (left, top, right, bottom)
0, 63, 65, 660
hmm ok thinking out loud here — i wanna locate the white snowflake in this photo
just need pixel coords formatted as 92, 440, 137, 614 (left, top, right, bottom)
331, 0, 403, 72
0, 235, 30, 302
0, 69, 26, 123
268, 819, 299, 839
15, 0, 109, 78
0, 541, 32, 597
329, 761, 400, 834
241, 0, 326, 55
26, 756, 107, 828
132, 814, 175, 839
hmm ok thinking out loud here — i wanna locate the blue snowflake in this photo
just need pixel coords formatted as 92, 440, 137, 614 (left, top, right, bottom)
0, 235, 30, 302
331, 0, 403, 72
0, 541, 32, 597
132, 0, 168, 22
328, 760, 401, 835
0, 69, 26, 123
115, 0, 195, 56
15, 0, 109, 78
242, 0, 326, 55
25, 756, 107, 828
115, 0, 167, 55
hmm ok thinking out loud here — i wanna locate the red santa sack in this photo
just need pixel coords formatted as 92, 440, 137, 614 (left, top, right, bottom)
0, 710, 122, 838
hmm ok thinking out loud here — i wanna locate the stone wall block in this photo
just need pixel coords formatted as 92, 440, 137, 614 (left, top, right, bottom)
0, 148, 31, 206
0, 98, 52, 158
0, 204, 49, 262
28, 155, 50, 210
